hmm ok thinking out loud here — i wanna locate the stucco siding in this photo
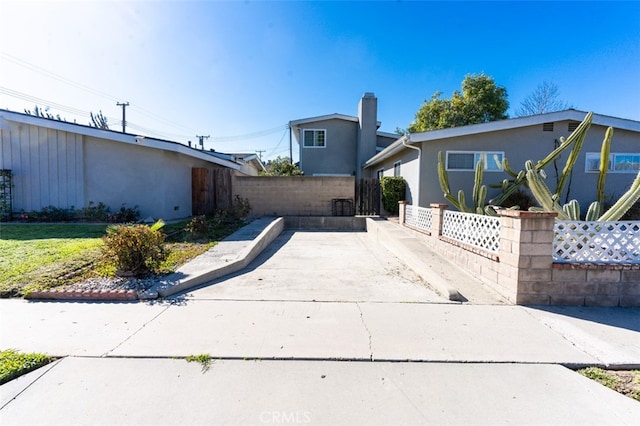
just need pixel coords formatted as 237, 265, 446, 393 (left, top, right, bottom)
298, 119, 358, 176
375, 148, 420, 205
84, 137, 222, 220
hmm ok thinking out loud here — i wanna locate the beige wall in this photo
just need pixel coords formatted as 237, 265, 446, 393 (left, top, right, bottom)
233, 175, 355, 216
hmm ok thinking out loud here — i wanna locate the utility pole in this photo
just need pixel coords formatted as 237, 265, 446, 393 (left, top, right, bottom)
255, 150, 265, 161
288, 123, 293, 163
116, 101, 129, 133
196, 135, 210, 150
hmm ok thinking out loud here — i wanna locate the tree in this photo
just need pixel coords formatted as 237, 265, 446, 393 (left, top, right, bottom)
90, 110, 109, 130
24, 105, 65, 121
407, 73, 509, 133
515, 81, 572, 117
260, 156, 303, 176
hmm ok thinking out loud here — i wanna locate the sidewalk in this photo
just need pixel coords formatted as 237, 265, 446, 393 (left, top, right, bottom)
2, 299, 638, 366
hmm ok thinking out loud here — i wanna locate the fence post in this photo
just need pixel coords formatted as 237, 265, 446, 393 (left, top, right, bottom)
430, 203, 448, 237
496, 210, 557, 304
398, 201, 408, 226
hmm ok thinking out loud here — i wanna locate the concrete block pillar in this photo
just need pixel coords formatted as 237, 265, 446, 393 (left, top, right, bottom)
430, 203, 448, 236
398, 201, 408, 226
497, 210, 557, 304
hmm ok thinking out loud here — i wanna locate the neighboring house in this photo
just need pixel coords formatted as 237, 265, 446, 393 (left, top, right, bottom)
208, 151, 266, 176
0, 109, 256, 221
289, 93, 399, 178
364, 110, 640, 209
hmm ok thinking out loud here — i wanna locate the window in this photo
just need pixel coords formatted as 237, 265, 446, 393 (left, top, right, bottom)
446, 151, 504, 172
377, 168, 384, 180
585, 152, 640, 173
543, 122, 554, 132
568, 121, 580, 132
393, 161, 401, 176
303, 129, 326, 148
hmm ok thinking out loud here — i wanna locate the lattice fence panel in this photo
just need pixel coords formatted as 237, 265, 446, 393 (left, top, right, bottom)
554, 221, 640, 264
442, 210, 501, 253
405, 205, 432, 232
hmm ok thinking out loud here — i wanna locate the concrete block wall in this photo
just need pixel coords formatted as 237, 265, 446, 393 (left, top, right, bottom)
233, 175, 354, 216
398, 202, 640, 307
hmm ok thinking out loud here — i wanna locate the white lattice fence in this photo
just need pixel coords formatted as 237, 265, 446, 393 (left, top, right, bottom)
553, 221, 640, 264
405, 205, 432, 232
442, 210, 501, 253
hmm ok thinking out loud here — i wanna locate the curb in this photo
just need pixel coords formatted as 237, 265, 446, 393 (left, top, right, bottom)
25, 289, 138, 302
153, 217, 285, 298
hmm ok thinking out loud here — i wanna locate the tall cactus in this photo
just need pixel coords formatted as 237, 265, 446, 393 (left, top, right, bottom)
490, 112, 594, 207
438, 151, 497, 215
438, 111, 639, 220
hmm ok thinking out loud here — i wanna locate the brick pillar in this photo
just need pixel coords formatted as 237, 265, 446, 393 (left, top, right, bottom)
497, 210, 557, 304
398, 201, 408, 226
430, 203, 448, 236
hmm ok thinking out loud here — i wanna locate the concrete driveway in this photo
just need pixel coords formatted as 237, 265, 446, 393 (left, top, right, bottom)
182, 230, 448, 303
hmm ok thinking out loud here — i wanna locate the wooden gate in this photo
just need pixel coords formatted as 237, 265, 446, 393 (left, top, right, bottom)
192, 168, 233, 216
355, 178, 380, 215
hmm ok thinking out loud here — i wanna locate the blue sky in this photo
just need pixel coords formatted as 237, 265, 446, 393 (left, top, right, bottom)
1, 1, 639, 162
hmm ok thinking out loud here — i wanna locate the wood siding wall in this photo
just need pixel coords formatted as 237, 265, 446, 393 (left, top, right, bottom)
0, 122, 84, 212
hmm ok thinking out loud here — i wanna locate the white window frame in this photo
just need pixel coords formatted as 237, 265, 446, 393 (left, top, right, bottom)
445, 151, 505, 172
393, 161, 401, 177
585, 152, 640, 173
302, 129, 326, 148
377, 168, 384, 180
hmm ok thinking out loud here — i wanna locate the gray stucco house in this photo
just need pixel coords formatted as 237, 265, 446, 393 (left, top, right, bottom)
289, 93, 399, 178
0, 109, 263, 221
364, 109, 640, 210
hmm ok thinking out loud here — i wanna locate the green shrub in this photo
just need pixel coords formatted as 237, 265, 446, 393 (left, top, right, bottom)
109, 204, 140, 223
498, 189, 536, 211
380, 176, 406, 215
102, 220, 167, 276
79, 201, 111, 222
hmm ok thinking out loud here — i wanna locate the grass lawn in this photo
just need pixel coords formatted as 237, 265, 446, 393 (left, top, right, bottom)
0, 220, 239, 297
0, 349, 55, 385
0, 224, 108, 297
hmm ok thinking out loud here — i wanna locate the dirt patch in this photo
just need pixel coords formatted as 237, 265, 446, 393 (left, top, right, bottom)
579, 367, 640, 402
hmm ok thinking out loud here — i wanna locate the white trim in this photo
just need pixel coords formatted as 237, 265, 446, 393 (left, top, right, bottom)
289, 113, 358, 126
0, 109, 240, 170
365, 110, 640, 168
409, 110, 640, 144
585, 152, 640, 173
302, 128, 326, 148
